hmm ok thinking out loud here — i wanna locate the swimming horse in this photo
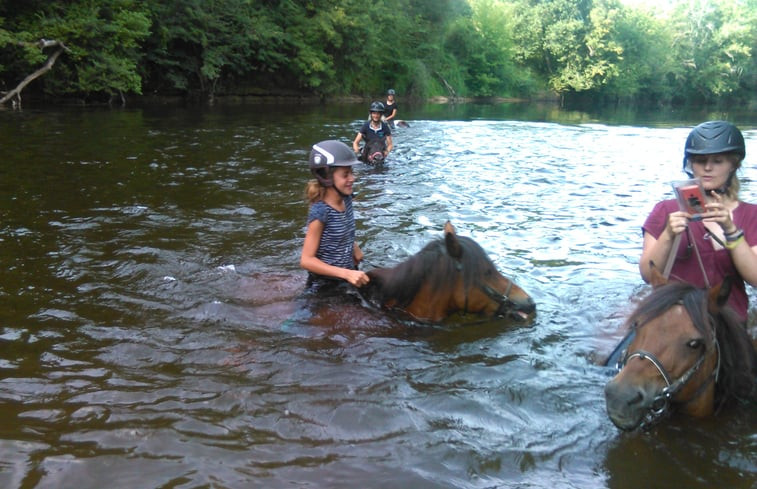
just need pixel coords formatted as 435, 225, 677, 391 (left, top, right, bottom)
362, 139, 386, 165
362, 222, 535, 323
604, 265, 757, 431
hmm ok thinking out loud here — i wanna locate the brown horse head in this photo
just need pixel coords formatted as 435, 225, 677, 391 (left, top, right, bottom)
604, 275, 757, 431
364, 222, 535, 323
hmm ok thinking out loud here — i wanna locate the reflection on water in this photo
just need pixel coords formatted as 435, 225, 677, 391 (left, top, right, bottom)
0, 104, 755, 488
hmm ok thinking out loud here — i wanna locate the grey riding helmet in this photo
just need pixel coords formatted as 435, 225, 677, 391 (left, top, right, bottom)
369, 101, 385, 113
387, 89, 396, 95
683, 120, 745, 176
309, 140, 360, 187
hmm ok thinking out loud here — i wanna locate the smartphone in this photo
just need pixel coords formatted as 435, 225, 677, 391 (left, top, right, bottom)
672, 179, 707, 217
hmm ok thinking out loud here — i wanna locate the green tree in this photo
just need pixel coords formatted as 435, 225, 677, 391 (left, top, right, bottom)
598, 6, 676, 103
0, 0, 150, 102
667, 0, 754, 103
142, 0, 286, 98
510, 0, 627, 97
443, 0, 529, 97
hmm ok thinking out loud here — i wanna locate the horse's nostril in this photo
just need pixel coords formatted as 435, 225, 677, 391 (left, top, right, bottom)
521, 298, 536, 313
627, 390, 644, 407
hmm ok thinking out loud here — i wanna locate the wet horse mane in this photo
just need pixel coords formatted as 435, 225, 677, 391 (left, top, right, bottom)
366, 235, 494, 309
628, 281, 757, 408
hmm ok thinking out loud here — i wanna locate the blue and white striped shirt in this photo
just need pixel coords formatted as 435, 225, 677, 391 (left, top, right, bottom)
307, 195, 356, 273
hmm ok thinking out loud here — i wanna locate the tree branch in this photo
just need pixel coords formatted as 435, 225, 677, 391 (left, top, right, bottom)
1, 39, 70, 108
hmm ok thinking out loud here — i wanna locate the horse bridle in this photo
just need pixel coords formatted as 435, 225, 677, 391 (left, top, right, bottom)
617, 315, 721, 428
470, 279, 515, 317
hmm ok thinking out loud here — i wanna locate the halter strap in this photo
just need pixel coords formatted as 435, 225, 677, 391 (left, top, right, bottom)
665, 226, 717, 286
619, 317, 720, 427
461, 277, 515, 318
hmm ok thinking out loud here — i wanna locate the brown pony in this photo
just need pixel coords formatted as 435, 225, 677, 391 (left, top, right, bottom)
604, 268, 757, 431
362, 222, 535, 323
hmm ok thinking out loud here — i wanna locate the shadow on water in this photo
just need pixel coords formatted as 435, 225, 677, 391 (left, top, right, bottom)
602, 408, 757, 489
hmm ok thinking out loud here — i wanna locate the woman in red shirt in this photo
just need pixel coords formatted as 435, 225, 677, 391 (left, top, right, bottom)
640, 121, 757, 323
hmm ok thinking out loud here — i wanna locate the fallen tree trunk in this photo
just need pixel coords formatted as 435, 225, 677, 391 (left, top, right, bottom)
0, 39, 70, 108
434, 71, 458, 99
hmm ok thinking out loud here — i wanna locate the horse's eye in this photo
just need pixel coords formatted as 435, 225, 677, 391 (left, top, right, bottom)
687, 338, 704, 349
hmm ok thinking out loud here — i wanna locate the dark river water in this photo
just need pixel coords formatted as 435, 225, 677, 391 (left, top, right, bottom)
0, 101, 755, 488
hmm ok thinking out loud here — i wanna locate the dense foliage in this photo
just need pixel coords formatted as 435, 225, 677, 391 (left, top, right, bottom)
0, 0, 755, 105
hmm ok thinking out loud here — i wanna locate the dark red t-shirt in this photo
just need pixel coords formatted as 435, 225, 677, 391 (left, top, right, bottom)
643, 199, 757, 321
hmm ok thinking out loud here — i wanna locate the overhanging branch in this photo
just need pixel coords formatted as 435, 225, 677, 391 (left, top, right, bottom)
1, 39, 70, 107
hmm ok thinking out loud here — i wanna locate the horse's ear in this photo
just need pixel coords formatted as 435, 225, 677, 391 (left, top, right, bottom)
708, 276, 733, 313
443, 221, 463, 260
648, 260, 668, 288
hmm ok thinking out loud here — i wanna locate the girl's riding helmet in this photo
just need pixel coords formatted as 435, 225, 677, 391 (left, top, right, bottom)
683, 120, 745, 176
387, 89, 396, 95
309, 140, 360, 187
369, 101, 385, 113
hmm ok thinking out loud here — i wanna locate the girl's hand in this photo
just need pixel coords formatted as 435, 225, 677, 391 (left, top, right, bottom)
703, 192, 737, 234
344, 270, 370, 287
665, 211, 690, 239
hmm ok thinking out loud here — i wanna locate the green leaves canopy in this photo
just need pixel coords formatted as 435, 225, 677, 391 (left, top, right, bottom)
0, 0, 755, 105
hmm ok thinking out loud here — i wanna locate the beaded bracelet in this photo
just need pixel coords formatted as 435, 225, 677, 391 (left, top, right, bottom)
725, 228, 744, 242
725, 235, 745, 250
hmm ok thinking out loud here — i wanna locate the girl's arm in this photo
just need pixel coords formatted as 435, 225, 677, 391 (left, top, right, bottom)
352, 132, 364, 153
300, 219, 369, 287
725, 239, 757, 286
702, 195, 757, 286
353, 242, 364, 267
384, 135, 393, 155
639, 210, 689, 282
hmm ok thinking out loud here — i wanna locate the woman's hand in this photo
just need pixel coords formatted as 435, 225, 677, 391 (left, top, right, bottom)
665, 211, 690, 239
703, 193, 738, 234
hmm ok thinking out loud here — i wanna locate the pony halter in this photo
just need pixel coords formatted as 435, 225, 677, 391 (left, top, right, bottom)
470, 279, 515, 318
618, 317, 721, 429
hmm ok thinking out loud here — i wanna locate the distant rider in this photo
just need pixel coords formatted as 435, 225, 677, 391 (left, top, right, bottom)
383, 89, 398, 128
353, 101, 393, 164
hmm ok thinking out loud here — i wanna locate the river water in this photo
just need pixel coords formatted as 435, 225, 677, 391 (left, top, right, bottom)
0, 102, 755, 488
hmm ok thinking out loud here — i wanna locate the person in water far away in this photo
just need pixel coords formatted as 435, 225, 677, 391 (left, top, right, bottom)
383, 88, 397, 128
352, 101, 393, 164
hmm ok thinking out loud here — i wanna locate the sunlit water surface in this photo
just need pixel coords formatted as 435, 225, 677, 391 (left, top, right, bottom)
0, 103, 755, 488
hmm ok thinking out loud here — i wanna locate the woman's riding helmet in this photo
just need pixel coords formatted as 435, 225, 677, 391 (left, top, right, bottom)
309, 140, 360, 187
387, 89, 396, 95
369, 101, 385, 113
683, 120, 745, 176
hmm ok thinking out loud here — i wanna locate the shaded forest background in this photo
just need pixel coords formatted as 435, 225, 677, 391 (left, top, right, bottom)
1, 0, 756, 107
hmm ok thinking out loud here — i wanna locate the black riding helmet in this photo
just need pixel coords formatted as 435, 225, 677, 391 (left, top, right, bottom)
309, 140, 360, 187
369, 101, 385, 113
683, 120, 745, 176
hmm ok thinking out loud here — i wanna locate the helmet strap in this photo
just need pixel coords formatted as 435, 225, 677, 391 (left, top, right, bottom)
722, 170, 736, 193
317, 167, 351, 198
313, 168, 333, 188
705, 171, 735, 196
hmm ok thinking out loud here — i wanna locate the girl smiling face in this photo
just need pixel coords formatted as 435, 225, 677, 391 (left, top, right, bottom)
330, 166, 355, 196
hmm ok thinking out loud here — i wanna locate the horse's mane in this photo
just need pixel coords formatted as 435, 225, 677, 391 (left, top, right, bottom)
366, 236, 494, 308
628, 282, 757, 407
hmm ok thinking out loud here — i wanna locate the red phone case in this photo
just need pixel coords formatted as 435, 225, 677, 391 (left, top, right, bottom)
679, 184, 706, 214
